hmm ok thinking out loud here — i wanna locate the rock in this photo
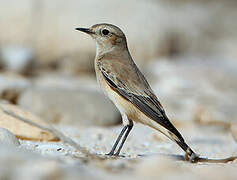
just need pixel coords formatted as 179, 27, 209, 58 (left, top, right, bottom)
1, 0, 237, 72
0, 127, 20, 146
16, 160, 64, 180
0, 73, 31, 104
0, 144, 110, 180
148, 57, 237, 126
18, 75, 120, 126
196, 164, 237, 180
135, 156, 182, 178
0, 103, 58, 141
0, 46, 36, 74
231, 122, 237, 142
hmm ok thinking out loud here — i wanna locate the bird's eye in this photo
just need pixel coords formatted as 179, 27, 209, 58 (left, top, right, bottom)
101, 29, 110, 36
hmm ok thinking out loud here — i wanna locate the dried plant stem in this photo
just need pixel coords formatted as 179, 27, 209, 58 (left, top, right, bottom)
0, 105, 99, 159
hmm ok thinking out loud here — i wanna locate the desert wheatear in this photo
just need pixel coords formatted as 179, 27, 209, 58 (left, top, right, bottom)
76, 23, 198, 162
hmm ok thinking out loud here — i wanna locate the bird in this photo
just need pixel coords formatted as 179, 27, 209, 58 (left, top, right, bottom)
75, 23, 198, 162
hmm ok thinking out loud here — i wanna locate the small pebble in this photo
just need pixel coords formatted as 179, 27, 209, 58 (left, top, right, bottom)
0, 127, 20, 146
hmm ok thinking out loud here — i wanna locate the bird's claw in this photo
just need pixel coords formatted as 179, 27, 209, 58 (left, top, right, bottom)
105, 152, 115, 156
105, 151, 125, 158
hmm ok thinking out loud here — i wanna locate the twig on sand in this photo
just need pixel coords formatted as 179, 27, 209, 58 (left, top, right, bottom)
0, 105, 102, 160
194, 156, 237, 163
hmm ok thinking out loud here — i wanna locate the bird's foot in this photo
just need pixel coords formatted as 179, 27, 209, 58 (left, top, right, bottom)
105, 151, 125, 158
105, 151, 115, 156
114, 151, 121, 156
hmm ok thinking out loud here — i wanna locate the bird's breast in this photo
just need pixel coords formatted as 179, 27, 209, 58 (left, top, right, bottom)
95, 65, 126, 114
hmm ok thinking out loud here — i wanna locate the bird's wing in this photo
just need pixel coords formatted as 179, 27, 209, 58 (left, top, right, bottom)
98, 61, 184, 142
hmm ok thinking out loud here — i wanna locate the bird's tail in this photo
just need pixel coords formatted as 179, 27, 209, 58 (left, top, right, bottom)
159, 114, 199, 162
175, 138, 198, 162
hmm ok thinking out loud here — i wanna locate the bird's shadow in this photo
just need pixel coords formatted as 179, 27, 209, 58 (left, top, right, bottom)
137, 153, 185, 161
98, 152, 186, 161
98, 153, 237, 163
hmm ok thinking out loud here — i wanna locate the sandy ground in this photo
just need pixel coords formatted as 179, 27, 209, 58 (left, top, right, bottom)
10, 123, 236, 180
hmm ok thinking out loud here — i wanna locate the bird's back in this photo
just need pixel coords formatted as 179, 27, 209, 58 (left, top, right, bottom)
96, 53, 152, 96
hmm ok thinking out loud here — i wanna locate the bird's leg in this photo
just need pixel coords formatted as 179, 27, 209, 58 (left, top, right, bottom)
114, 123, 133, 156
106, 125, 128, 156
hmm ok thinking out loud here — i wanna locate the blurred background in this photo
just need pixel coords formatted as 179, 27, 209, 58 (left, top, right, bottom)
0, 0, 237, 179
0, 0, 236, 127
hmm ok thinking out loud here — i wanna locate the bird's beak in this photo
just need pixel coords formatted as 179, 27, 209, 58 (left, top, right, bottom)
75, 27, 93, 34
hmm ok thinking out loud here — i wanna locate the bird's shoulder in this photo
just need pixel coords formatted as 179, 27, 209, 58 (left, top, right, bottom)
97, 56, 152, 96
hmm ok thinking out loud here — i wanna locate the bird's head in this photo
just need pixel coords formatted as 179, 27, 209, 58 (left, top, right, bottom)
76, 23, 128, 55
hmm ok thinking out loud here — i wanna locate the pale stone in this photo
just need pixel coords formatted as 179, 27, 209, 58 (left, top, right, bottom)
0, 103, 58, 141
0, 127, 20, 146
18, 76, 120, 126
135, 156, 178, 178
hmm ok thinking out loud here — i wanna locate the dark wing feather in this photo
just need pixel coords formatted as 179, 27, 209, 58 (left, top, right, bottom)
100, 68, 184, 142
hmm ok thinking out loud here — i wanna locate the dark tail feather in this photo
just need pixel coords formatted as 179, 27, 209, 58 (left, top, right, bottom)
175, 139, 198, 162
176, 140, 189, 152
